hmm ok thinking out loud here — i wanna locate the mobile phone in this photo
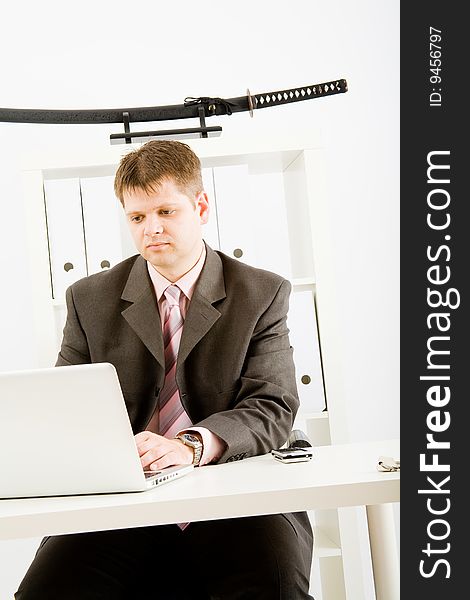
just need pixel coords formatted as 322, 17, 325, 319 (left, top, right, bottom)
271, 447, 313, 463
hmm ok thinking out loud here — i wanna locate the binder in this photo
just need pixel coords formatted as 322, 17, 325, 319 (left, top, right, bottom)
200, 167, 219, 250
287, 289, 326, 412
80, 176, 123, 275
212, 165, 292, 277
43, 178, 87, 300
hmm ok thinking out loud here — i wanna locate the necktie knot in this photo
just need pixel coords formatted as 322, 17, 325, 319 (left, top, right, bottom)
164, 284, 181, 307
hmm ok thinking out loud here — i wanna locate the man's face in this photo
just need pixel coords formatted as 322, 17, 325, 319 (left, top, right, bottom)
123, 178, 209, 280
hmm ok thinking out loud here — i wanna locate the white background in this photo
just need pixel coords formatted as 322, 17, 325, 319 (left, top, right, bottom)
0, 1, 399, 597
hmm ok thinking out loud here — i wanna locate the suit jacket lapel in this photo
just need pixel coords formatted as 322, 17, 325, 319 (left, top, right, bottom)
120, 256, 165, 369
119, 245, 226, 371
177, 244, 226, 366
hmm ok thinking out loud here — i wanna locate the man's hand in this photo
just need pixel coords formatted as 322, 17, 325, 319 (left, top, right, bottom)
135, 431, 193, 471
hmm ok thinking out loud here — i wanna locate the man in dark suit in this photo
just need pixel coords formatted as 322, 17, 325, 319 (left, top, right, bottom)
16, 141, 314, 599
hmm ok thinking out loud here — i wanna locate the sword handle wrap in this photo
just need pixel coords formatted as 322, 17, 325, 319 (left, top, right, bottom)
252, 78, 348, 110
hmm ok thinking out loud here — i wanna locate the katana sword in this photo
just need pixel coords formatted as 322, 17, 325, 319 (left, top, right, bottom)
0, 78, 347, 143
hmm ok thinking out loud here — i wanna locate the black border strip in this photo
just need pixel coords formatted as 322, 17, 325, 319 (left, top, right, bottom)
401, 4, 465, 595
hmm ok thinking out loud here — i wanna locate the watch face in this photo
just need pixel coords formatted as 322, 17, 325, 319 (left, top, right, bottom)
183, 434, 199, 444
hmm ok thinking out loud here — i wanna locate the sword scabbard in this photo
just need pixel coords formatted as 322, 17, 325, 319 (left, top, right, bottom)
0, 79, 348, 125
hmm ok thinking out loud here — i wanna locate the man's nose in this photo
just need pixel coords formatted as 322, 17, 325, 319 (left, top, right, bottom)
144, 215, 164, 235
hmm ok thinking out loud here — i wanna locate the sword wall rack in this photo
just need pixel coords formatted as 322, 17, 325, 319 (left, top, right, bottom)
110, 106, 223, 145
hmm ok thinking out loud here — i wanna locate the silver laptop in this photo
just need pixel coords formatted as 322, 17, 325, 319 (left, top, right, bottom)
0, 362, 193, 499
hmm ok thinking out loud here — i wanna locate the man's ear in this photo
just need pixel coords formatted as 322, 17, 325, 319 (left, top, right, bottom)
197, 192, 210, 225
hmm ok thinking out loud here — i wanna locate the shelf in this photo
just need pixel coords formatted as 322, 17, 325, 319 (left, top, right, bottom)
291, 277, 315, 287
313, 526, 342, 558
303, 411, 328, 420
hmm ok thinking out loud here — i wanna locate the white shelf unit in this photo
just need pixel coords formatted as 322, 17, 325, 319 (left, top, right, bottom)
23, 135, 348, 599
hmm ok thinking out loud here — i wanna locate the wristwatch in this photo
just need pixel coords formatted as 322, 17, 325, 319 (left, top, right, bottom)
176, 433, 203, 466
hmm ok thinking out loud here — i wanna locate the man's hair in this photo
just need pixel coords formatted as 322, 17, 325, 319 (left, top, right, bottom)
114, 140, 203, 205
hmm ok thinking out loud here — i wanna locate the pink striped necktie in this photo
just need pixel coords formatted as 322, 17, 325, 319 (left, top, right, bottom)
158, 285, 193, 531
158, 284, 193, 438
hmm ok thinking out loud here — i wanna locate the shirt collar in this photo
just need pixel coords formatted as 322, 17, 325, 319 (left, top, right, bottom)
147, 244, 207, 302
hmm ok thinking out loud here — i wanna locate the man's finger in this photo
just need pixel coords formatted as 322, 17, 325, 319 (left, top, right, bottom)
134, 431, 153, 443
140, 446, 166, 468
136, 438, 162, 456
148, 451, 179, 471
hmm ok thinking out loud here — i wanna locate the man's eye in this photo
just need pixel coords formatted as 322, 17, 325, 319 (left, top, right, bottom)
160, 210, 175, 215
130, 215, 143, 223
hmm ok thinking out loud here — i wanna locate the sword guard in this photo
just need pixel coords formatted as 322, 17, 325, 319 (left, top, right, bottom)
246, 89, 255, 117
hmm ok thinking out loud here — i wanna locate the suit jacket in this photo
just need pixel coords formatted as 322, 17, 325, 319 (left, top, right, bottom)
57, 244, 300, 463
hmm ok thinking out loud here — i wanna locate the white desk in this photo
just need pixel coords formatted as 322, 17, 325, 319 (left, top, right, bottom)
1, 439, 399, 599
